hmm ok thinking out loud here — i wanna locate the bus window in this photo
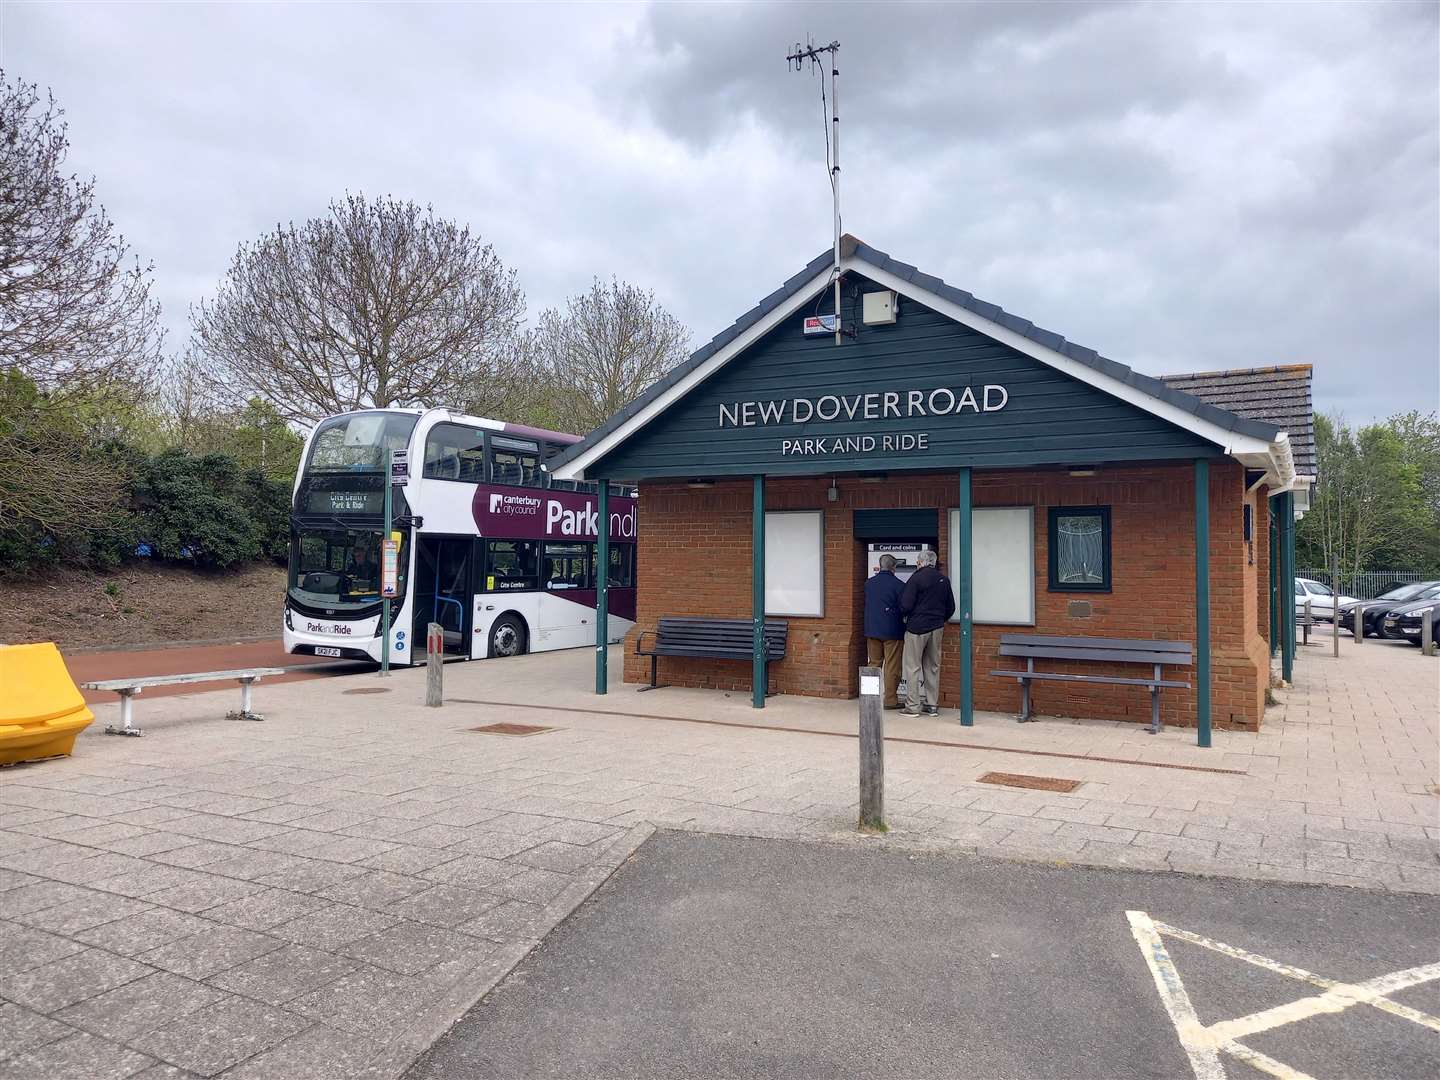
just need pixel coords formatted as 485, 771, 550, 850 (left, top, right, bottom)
543, 542, 591, 590
423, 423, 486, 483
608, 543, 635, 588
307, 412, 418, 473
490, 436, 540, 487
484, 540, 539, 591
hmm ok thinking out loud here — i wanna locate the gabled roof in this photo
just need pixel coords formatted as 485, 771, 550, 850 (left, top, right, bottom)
1160, 365, 1315, 478
550, 235, 1295, 486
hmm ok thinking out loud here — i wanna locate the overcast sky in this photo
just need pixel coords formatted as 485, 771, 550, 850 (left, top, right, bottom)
5, 1, 1436, 422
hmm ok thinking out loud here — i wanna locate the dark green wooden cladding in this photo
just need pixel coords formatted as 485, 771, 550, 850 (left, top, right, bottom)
592, 274, 1221, 480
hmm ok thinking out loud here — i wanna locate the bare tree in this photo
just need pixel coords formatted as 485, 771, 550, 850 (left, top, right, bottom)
0, 73, 163, 402
190, 194, 526, 425
523, 277, 691, 433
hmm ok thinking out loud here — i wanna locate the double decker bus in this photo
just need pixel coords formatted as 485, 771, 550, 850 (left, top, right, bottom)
283, 408, 636, 665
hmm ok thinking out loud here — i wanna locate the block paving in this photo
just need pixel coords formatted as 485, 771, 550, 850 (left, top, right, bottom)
1, 637, 1436, 1078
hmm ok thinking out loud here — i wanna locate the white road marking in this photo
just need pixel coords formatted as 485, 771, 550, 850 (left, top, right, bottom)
1125, 910, 1226, 1080
1126, 910, 1440, 1080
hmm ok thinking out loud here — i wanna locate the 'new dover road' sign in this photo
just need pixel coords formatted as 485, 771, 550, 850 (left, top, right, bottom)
717, 384, 1010, 459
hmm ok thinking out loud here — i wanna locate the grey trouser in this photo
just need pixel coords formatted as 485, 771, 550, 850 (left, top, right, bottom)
902, 627, 943, 708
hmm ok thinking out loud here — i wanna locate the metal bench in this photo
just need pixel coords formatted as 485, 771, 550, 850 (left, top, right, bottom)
80, 667, 287, 736
634, 617, 788, 694
989, 634, 1192, 734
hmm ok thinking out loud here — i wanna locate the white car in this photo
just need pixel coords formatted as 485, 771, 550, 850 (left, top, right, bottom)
1295, 578, 1357, 622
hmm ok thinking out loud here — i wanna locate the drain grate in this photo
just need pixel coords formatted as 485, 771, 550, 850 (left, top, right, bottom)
465, 722, 556, 737
342, 687, 392, 695
978, 771, 1082, 793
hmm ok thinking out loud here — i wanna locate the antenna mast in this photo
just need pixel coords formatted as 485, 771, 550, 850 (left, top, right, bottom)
787, 38, 842, 344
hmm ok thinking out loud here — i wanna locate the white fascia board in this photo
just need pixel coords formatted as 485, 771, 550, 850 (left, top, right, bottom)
851, 258, 1280, 460
551, 265, 837, 480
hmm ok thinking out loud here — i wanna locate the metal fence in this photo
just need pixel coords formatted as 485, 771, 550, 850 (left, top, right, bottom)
1297, 570, 1432, 598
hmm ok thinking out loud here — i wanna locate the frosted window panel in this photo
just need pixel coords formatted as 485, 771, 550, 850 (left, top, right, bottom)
951, 506, 1034, 625
765, 511, 824, 617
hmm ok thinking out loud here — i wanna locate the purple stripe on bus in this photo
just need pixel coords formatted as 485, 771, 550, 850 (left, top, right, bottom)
500, 421, 582, 444
544, 588, 638, 623
471, 483, 637, 542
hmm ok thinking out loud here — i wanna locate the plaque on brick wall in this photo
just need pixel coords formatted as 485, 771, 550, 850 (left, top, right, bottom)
1067, 600, 1093, 618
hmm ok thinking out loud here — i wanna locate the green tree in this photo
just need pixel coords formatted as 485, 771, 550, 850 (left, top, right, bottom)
130, 450, 263, 569
1297, 411, 1440, 580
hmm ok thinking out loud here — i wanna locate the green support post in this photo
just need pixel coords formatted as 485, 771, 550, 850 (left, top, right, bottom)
595, 481, 609, 695
752, 475, 766, 709
1281, 490, 1296, 683
957, 467, 974, 727
1194, 459, 1211, 748
1268, 505, 1280, 657
381, 449, 392, 678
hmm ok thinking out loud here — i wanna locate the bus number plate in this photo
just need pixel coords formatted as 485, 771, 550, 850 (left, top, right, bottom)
314, 647, 342, 657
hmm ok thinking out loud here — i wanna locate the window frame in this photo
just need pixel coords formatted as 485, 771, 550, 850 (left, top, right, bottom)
1047, 505, 1112, 593
487, 433, 542, 488
951, 505, 1035, 626
422, 422, 487, 484
607, 542, 636, 588
764, 510, 825, 618
481, 538, 540, 593
542, 540, 593, 592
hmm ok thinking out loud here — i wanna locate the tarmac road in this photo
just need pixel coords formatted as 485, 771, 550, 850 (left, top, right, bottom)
409, 831, 1439, 1080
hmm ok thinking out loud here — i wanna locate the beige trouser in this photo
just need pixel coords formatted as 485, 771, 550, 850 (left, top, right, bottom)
865, 638, 902, 707
902, 627, 944, 709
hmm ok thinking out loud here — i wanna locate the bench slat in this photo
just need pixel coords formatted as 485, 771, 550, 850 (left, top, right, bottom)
989, 670, 1190, 689
998, 633, 1191, 653
81, 667, 288, 692
997, 645, 1191, 665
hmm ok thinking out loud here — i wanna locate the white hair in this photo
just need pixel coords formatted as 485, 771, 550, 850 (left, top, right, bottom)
917, 549, 938, 568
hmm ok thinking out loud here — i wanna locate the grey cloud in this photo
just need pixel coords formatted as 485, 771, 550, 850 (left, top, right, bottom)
4, 0, 1434, 427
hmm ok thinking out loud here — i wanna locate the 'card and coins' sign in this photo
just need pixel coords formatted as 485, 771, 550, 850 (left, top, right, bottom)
717, 384, 1010, 459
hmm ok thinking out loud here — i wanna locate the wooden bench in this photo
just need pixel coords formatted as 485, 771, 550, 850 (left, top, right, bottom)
989, 635, 1192, 734
81, 668, 287, 736
634, 618, 788, 694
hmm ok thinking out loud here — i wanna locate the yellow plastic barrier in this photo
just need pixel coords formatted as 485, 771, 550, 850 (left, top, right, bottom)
0, 643, 95, 765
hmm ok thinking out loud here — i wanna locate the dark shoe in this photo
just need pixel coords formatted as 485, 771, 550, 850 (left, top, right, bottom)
922, 705, 940, 717
883, 702, 902, 711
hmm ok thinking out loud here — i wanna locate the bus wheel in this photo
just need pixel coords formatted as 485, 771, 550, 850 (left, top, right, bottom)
489, 616, 526, 658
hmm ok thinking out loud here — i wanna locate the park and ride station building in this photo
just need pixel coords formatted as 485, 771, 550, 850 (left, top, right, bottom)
549, 236, 1314, 742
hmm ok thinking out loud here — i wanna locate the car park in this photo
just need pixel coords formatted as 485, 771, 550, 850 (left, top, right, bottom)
1294, 578, 1357, 623
1339, 581, 1440, 638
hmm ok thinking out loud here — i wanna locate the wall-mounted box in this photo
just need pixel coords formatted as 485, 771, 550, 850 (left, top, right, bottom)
862, 290, 898, 325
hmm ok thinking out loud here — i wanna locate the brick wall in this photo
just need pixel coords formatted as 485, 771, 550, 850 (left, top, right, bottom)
624, 460, 1268, 729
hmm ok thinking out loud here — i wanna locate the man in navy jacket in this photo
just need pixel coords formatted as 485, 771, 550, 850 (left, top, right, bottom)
863, 554, 905, 709
900, 549, 956, 716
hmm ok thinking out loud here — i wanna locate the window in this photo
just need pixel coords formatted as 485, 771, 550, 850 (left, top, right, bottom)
544, 542, 592, 590
306, 412, 417, 474
951, 506, 1034, 625
483, 539, 538, 592
423, 423, 486, 483
607, 543, 635, 588
764, 511, 824, 617
1048, 506, 1111, 592
288, 527, 409, 609
490, 436, 540, 486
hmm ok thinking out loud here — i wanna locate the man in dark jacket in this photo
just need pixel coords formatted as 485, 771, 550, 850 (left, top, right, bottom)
863, 554, 905, 709
899, 549, 956, 716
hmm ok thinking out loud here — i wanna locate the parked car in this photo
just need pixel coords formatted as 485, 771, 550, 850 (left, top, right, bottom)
1339, 581, 1440, 637
1382, 594, 1440, 644
1295, 578, 1357, 622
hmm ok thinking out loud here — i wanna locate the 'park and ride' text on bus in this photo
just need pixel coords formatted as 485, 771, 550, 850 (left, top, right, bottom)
283, 408, 636, 665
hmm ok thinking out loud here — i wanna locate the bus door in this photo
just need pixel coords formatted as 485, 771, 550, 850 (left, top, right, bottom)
413, 536, 472, 657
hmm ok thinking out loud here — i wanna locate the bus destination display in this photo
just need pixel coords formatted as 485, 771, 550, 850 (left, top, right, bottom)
306, 490, 385, 515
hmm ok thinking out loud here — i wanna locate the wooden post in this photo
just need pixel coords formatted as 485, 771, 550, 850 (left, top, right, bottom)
1304, 598, 1312, 647
596, 481, 610, 695
1423, 609, 1436, 658
1332, 558, 1340, 658
858, 665, 885, 831
1194, 459, 1211, 749
1354, 601, 1364, 645
426, 623, 443, 707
